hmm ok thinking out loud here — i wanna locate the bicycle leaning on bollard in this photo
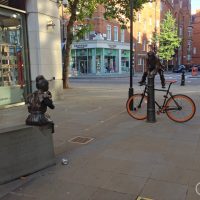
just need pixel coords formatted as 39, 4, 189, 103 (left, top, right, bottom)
126, 80, 196, 123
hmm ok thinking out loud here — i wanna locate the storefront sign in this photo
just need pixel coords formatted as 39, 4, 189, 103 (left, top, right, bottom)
108, 44, 117, 49
74, 44, 88, 48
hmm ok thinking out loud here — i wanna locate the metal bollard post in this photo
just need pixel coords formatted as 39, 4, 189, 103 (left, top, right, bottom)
147, 73, 156, 123
180, 70, 185, 86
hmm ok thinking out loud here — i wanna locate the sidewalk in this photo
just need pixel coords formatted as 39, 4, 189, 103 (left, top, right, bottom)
0, 82, 200, 200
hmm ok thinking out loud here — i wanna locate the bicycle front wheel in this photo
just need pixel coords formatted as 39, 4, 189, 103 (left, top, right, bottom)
166, 94, 196, 122
126, 94, 147, 120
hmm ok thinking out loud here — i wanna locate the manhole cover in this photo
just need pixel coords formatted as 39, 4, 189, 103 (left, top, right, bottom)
68, 136, 94, 144
136, 197, 153, 200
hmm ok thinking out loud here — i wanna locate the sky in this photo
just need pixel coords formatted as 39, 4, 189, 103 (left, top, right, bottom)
191, 0, 200, 14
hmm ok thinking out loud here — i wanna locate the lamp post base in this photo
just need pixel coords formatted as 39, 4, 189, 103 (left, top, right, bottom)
147, 75, 156, 123
128, 87, 134, 111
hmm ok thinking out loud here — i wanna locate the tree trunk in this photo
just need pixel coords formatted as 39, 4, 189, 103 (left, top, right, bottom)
63, 0, 78, 89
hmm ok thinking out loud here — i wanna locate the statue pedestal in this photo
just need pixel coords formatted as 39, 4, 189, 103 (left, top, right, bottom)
0, 125, 55, 184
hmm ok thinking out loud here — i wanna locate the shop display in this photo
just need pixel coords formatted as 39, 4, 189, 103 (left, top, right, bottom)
0, 44, 18, 86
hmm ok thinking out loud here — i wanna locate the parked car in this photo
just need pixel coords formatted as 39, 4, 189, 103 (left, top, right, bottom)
172, 65, 186, 73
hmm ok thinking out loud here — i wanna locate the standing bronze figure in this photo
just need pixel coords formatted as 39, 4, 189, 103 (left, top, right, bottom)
26, 76, 55, 133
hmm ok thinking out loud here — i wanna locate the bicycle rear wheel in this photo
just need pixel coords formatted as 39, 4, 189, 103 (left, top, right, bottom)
166, 94, 196, 122
126, 94, 147, 120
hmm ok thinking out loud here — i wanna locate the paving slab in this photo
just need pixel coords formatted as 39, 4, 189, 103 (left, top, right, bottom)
0, 79, 200, 200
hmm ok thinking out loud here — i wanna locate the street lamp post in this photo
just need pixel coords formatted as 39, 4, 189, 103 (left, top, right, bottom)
129, 0, 134, 106
60, 0, 68, 42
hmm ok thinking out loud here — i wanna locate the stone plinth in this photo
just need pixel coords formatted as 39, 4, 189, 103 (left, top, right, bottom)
0, 125, 55, 184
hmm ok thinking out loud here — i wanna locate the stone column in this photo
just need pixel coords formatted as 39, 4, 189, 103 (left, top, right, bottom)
26, 0, 63, 99
118, 49, 122, 74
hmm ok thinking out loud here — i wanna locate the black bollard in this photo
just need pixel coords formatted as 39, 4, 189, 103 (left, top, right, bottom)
128, 88, 134, 111
147, 74, 156, 123
180, 70, 185, 86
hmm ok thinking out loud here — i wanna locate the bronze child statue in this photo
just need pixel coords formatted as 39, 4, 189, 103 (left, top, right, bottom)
26, 75, 55, 133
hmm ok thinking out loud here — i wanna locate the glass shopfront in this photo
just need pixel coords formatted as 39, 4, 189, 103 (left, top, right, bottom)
0, 7, 30, 106
71, 47, 128, 76
121, 50, 130, 72
104, 49, 118, 73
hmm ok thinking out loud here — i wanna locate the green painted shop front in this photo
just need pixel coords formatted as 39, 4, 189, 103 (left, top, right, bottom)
70, 48, 130, 76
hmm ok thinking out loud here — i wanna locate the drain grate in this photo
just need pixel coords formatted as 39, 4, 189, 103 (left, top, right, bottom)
68, 136, 94, 144
136, 197, 153, 200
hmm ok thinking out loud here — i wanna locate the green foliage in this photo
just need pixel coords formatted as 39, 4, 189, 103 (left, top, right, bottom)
101, 0, 151, 28
156, 11, 181, 61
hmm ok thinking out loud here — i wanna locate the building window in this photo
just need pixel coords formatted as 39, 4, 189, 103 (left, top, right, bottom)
107, 25, 111, 40
179, 27, 183, 36
193, 47, 197, 55
121, 29, 125, 42
114, 26, 118, 41
85, 32, 89, 40
149, 34, 152, 44
156, 19, 159, 28
149, 17, 152, 26
137, 32, 141, 43
180, 1, 182, 8
143, 40, 146, 51
133, 43, 136, 50
137, 12, 141, 22
188, 30, 192, 37
143, 20, 147, 31
138, 57, 142, 65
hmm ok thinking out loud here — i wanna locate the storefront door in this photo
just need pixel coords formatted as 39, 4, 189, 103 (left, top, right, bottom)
79, 60, 87, 74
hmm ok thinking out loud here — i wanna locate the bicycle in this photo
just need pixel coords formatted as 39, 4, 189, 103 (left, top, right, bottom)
126, 80, 196, 122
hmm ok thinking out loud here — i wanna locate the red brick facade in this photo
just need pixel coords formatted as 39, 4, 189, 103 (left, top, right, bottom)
133, 0, 192, 72
65, 1, 192, 73
174, 0, 192, 67
192, 10, 200, 65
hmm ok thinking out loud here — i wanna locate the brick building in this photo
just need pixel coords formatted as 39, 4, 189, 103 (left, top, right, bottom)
192, 9, 200, 65
67, 0, 192, 76
133, 0, 174, 72
174, 0, 192, 67
70, 5, 131, 76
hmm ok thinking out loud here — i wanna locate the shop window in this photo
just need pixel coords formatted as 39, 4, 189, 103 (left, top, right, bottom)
121, 50, 130, 73
0, 8, 29, 106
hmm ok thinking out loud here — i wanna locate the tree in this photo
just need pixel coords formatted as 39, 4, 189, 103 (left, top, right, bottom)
155, 11, 181, 68
62, 0, 151, 89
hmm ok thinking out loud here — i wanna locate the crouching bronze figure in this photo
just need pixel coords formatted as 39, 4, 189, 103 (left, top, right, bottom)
26, 75, 55, 133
